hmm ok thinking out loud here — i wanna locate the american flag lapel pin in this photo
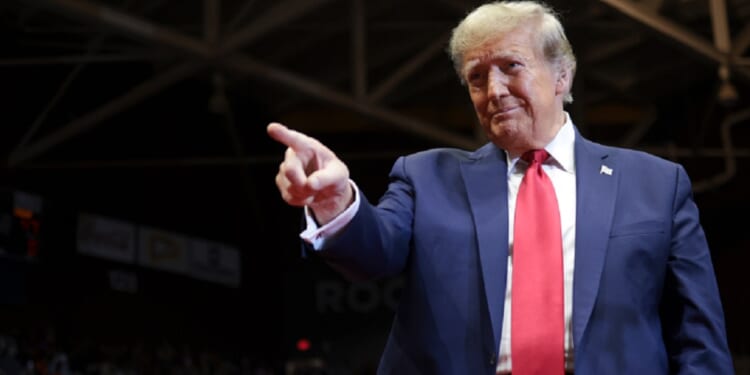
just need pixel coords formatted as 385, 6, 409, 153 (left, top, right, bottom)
600, 165, 613, 176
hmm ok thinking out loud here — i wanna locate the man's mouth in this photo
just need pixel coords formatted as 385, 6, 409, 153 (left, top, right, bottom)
491, 106, 519, 120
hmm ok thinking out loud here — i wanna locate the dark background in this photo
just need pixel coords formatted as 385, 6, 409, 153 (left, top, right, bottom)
1, 0, 749, 373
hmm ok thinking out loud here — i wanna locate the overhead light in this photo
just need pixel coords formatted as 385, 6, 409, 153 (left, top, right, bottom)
717, 65, 738, 106
718, 80, 738, 106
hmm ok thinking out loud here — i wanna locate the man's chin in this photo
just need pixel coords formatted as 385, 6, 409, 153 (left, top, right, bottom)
490, 118, 513, 132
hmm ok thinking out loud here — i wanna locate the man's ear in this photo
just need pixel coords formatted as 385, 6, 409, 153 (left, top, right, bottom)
555, 68, 571, 95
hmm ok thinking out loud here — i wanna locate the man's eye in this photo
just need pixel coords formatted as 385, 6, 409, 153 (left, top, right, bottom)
468, 72, 483, 83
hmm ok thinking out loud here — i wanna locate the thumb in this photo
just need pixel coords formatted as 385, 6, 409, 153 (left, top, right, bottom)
306, 163, 347, 191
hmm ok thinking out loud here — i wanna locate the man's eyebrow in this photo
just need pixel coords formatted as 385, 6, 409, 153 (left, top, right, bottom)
463, 59, 480, 76
462, 52, 515, 76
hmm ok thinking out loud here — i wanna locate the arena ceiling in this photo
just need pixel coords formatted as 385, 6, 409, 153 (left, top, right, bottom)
2, 0, 750, 240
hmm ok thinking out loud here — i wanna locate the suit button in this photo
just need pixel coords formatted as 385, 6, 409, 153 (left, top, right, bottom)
489, 353, 497, 366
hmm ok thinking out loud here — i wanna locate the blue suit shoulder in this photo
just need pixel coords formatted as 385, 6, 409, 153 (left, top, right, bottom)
401, 142, 500, 164
583, 138, 685, 175
403, 146, 478, 162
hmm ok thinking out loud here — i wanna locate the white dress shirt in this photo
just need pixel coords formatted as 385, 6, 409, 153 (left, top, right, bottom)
300, 114, 578, 373
497, 115, 577, 373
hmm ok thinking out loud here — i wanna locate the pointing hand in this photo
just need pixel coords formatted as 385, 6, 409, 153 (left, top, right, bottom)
267, 122, 353, 225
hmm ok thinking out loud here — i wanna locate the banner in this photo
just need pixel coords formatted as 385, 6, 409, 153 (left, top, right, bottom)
78, 214, 241, 287
77, 213, 136, 263
137, 226, 188, 274
188, 238, 241, 288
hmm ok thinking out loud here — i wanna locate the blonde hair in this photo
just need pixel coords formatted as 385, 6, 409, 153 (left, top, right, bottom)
448, 1, 577, 103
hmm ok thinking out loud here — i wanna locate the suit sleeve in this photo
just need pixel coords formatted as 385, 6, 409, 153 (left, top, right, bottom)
310, 156, 415, 282
662, 165, 734, 374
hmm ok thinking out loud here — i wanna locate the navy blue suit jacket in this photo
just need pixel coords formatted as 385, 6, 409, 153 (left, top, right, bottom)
313, 129, 733, 374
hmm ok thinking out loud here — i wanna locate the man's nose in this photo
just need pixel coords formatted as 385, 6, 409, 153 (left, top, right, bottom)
487, 65, 509, 99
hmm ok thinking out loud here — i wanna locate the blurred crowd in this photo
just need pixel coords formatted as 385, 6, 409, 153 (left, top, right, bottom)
0, 329, 277, 375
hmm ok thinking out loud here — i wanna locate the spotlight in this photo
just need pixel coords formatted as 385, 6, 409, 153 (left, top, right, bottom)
717, 65, 738, 106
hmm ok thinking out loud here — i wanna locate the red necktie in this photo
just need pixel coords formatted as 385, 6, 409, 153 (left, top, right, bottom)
511, 149, 564, 375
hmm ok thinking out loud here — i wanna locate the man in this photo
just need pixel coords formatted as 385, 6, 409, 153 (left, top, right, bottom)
267, 1, 734, 374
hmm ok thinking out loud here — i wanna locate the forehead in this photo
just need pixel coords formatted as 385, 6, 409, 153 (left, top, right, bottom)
461, 25, 541, 71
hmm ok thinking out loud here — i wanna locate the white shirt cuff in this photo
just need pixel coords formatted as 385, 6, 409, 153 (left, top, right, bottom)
299, 180, 361, 250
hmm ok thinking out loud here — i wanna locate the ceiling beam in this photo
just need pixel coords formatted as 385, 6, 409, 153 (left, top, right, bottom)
23, 0, 213, 58
599, 0, 725, 64
640, 0, 664, 12
709, 0, 731, 55
582, 34, 642, 64
225, 55, 478, 149
10, 0, 334, 165
14, 0, 477, 163
690, 107, 750, 192
0, 53, 167, 66
224, 0, 258, 33
8, 62, 204, 166
204, 0, 220, 44
599, 0, 750, 83
731, 24, 750, 57
218, 0, 336, 54
368, 32, 451, 103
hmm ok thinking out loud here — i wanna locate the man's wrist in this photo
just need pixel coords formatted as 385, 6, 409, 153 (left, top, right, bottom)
309, 183, 355, 225
300, 180, 360, 249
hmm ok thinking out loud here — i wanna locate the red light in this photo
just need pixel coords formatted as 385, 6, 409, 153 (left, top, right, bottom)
296, 338, 311, 352
13, 208, 33, 220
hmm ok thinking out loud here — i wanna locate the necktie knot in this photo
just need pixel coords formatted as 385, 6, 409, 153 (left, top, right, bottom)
521, 149, 550, 165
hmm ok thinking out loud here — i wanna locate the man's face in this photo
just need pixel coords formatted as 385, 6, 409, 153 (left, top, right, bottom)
461, 23, 565, 156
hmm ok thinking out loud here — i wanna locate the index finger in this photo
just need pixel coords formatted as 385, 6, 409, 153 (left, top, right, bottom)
267, 122, 313, 152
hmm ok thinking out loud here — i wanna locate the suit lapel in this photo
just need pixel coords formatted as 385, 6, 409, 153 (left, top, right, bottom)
460, 144, 510, 351
572, 134, 618, 346
458, 134, 617, 349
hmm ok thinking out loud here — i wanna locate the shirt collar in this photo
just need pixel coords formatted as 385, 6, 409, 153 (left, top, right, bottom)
507, 111, 576, 176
